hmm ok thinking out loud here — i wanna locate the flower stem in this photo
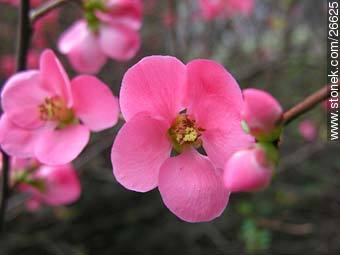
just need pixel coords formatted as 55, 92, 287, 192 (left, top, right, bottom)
30, 0, 81, 23
283, 85, 329, 125
0, 0, 31, 234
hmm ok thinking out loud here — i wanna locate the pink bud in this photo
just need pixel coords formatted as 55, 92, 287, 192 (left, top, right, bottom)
298, 120, 317, 142
242, 89, 283, 141
223, 146, 273, 192
32, 164, 82, 206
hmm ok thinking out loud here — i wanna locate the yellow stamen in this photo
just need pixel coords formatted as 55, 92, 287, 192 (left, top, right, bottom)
168, 114, 205, 153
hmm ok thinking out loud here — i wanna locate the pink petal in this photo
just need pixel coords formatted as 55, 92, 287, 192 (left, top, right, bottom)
158, 149, 229, 222
34, 124, 90, 165
184, 60, 253, 168
111, 113, 171, 192
98, 23, 140, 61
120, 56, 187, 122
34, 164, 81, 206
188, 95, 241, 130
224, 148, 273, 192
188, 96, 253, 169
202, 125, 254, 169
0, 114, 37, 158
58, 20, 107, 74
39, 49, 73, 107
1, 70, 47, 129
185, 59, 243, 109
71, 75, 119, 131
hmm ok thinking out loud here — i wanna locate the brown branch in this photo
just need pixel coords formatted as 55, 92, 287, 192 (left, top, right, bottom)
0, 0, 31, 234
30, 0, 81, 23
283, 85, 329, 125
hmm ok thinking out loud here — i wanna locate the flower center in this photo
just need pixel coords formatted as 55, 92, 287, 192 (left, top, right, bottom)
168, 114, 205, 153
39, 97, 77, 128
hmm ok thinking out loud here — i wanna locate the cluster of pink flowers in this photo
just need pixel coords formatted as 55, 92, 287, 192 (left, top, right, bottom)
0, 0, 290, 223
0, 50, 283, 222
58, 0, 143, 74
0, 49, 119, 165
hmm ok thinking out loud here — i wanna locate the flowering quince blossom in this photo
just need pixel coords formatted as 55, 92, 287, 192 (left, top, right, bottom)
223, 144, 276, 192
0, 49, 119, 165
199, 0, 254, 21
111, 56, 253, 222
58, 0, 143, 74
7, 157, 81, 211
241, 88, 283, 142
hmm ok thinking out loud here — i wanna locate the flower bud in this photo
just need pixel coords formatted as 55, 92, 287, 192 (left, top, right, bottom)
223, 144, 277, 192
298, 120, 317, 141
241, 89, 283, 142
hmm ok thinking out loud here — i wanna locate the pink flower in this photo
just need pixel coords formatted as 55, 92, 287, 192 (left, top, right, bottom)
22, 164, 81, 209
0, 49, 119, 165
111, 56, 253, 222
58, 0, 142, 74
223, 145, 273, 192
0, 155, 81, 210
242, 88, 283, 141
199, 0, 254, 21
298, 120, 317, 142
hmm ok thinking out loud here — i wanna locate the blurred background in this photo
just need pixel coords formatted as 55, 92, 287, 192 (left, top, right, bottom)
0, 0, 339, 254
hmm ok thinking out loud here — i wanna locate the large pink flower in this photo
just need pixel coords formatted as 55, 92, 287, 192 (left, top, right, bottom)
111, 56, 253, 222
58, 0, 142, 74
199, 0, 254, 21
0, 49, 119, 165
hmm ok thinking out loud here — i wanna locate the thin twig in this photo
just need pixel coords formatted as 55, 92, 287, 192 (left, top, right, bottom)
30, 0, 81, 23
16, 0, 31, 71
0, 0, 31, 234
283, 85, 329, 125
0, 153, 10, 233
